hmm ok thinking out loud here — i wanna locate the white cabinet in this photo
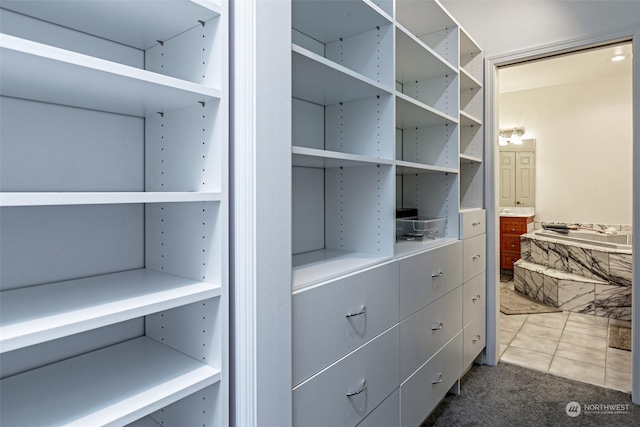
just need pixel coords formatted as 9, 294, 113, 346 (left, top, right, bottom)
0, 1, 228, 425
460, 210, 486, 373
293, 326, 400, 427
292, 262, 399, 385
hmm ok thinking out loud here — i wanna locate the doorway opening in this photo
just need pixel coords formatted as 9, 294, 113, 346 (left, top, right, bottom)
495, 41, 633, 392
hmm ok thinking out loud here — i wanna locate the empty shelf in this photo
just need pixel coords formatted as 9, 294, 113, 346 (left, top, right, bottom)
0, 34, 220, 117
0, 192, 222, 207
0, 0, 221, 51
0, 268, 221, 353
292, 146, 393, 168
0, 336, 220, 426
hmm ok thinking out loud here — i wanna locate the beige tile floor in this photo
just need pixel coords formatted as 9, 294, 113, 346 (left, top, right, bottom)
499, 278, 632, 393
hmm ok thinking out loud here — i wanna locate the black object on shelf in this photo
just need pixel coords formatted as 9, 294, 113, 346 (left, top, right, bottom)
396, 208, 418, 219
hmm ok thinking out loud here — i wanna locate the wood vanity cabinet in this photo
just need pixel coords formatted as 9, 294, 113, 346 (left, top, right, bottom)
500, 216, 534, 270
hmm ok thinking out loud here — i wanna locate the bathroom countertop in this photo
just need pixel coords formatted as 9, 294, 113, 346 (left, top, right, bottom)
499, 213, 535, 218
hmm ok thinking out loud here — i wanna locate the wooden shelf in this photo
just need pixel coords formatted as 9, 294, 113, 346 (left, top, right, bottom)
0, 192, 222, 207
292, 146, 393, 168
0, 34, 220, 117
0, 269, 221, 353
0, 0, 221, 50
0, 337, 220, 426
292, 44, 392, 106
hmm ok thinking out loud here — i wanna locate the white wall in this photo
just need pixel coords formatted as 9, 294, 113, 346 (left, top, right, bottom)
499, 73, 633, 225
441, 0, 640, 58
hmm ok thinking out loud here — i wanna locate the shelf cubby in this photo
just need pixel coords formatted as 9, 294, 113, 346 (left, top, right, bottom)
396, 170, 460, 240
460, 159, 484, 210
460, 119, 483, 161
292, 163, 394, 289
292, 0, 393, 89
395, 0, 458, 68
460, 28, 483, 83
292, 91, 394, 160
395, 27, 458, 118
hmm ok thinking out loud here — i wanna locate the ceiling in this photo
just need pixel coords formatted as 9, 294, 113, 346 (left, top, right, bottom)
498, 42, 633, 93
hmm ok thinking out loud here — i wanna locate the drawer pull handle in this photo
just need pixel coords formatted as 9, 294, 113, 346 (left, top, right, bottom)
511, 244, 516, 248
432, 322, 443, 331
511, 228, 516, 232
472, 254, 481, 261
432, 373, 444, 384
472, 221, 481, 226
431, 271, 444, 278
473, 334, 482, 343
346, 379, 368, 397
472, 294, 481, 302
345, 305, 367, 318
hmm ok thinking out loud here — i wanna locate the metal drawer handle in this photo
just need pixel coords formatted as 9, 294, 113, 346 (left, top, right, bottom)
346, 379, 368, 397
432, 373, 444, 384
431, 271, 444, 278
473, 334, 482, 343
432, 322, 443, 331
472, 294, 481, 302
511, 228, 516, 232
472, 254, 481, 261
472, 221, 481, 226
345, 305, 367, 318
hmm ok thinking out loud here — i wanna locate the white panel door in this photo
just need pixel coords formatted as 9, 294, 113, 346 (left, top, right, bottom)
516, 151, 535, 207
499, 151, 515, 207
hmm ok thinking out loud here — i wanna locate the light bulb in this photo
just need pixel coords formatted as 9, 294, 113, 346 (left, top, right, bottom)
510, 128, 522, 145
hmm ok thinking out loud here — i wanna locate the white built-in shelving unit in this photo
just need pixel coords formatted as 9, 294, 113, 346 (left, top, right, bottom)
291, 1, 485, 426
459, 28, 484, 211
290, 0, 479, 290
0, 1, 228, 425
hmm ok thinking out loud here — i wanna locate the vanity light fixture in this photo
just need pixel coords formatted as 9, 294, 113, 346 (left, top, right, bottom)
498, 127, 525, 145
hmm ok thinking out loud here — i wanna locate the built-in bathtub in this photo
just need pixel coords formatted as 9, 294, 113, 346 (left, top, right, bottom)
514, 228, 633, 320
535, 229, 631, 250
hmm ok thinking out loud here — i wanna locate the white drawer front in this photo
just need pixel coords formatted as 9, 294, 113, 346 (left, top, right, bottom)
293, 326, 400, 427
464, 311, 486, 369
463, 274, 486, 327
293, 262, 399, 385
463, 234, 486, 283
356, 389, 399, 427
399, 241, 462, 320
400, 286, 462, 382
400, 332, 463, 427
460, 209, 486, 239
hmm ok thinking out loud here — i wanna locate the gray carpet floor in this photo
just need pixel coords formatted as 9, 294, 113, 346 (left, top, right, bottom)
422, 362, 639, 426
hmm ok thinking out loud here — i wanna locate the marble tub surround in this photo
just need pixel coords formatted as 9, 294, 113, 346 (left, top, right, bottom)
515, 230, 632, 320
520, 232, 631, 287
533, 221, 632, 234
